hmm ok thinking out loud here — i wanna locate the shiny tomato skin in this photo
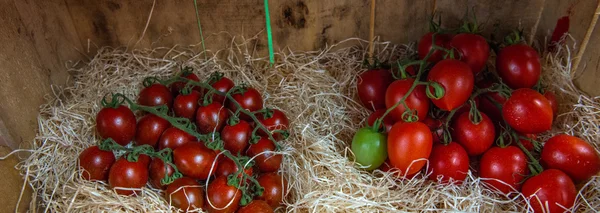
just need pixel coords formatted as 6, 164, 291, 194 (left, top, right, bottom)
108, 158, 149, 196
221, 120, 252, 155
173, 90, 202, 121
387, 121, 433, 176
503, 88, 553, 134
479, 146, 529, 194
496, 44, 541, 89
170, 72, 202, 96
173, 142, 218, 180
385, 79, 430, 122
228, 88, 263, 120
256, 173, 287, 208
149, 157, 174, 189
135, 114, 171, 147
357, 69, 394, 111
138, 83, 173, 108
521, 169, 577, 213
246, 137, 282, 173
426, 142, 469, 184
205, 176, 242, 213
158, 127, 195, 151
366, 109, 394, 133
418, 32, 452, 63
196, 102, 230, 134
165, 177, 204, 212
449, 33, 490, 74
211, 77, 235, 104
452, 111, 495, 156
427, 59, 474, 111
78, 146, 115, 181
256, 109, 290, 140
237, 200, 273, 213
541, 134, 600, 183
351, 127, 388, 171
96, 105, 137, 146
544, 91, 559, 119
216, 156, 253, 178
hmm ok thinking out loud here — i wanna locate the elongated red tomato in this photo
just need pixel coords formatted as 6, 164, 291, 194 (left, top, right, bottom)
237, 200, 273, 213
256, 173, 287, 208
426, 142, 469, 184
173, 142, 218, 180
205, 176, 242, 213
211, 76, 235, 104
165, 177, 204, 212
149, 157, 174, 189
385, 79, 430, 122
452, 111, 495, 156
418, 32, 452, 63
257, 109, 290, 140
221, 120, 251, 155
173, 90, 202, 121
78, 146, 115, 181
138, 83, 173, 108
196, 102, 230, 134
496, 44, 541, 89
479, 146, 529, 194
541, 134, 600, 183
366, 109, 394, 133
215, 156, 253, 178
427, 59, 474, 111
387, 121, 432, 176
158, 127, 195, 150
228, 87, 263, 120
449, 33, 490, 74
135, 114, 171, 147
521, 169, 576, 213
503, 88, 553, 134
96, 105, 136, 146
246, 137, 282, 173
108, 158, 149, 196
357, 69, 394, 111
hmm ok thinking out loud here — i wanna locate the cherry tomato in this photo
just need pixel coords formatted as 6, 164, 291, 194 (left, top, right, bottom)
357, 69, 394, 111
170, 72, 202, 96
449, 33, 490, 74
205, 176, 242, 213
351, 127, 387, 171
96, 105, 136, 146
521, 169, 576, 213
216, 156, 253, 178
544, 91, 559, 119
158, 127, 195, 150
366, 109, 394, 133
174, 142, 218, 180
222, 120, 251, 155
541, 134, 600, 183
78, 146, 115, 181
257, 109, 290, 140
496, 44, 541, 89
138, 83, 173, 108
237, 200, 273, 213
387, 121, 432, 176
197, 103, 230, 134
135, 114, 171, 147
256, 173, 287, 208
418, 32, 452, 63
165, 177, 204, 212
149, 157, 174, 189
211, 76, 235, 104
228, 87, 264, 120
173, 90, 202, 121
426, 142, 469, 184
385, 79, 430, 122
427, 59, 474, 111
108, 158, 149, 196
451, 111, 495, 156
503, 88, 553, 134
246, 137, 282, 173
479, 146, 529, 194
133, 154, 151, 167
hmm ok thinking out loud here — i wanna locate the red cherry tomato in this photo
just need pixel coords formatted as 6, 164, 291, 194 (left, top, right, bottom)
418, 32, 452, 63
237, 200, 273, 213
149, 157, 174, 189
503, 88, 553, 134
221, 120, 251, 155
426, 142, 469, 184
216, 156, 253, 178
385, 79, 430, 122
387, 121, 432, 176
135, 114, 170, 147
257, 109, 290, 140
427, 59, 474, 111
544, 91, 559, 119
449, 33, 490, 74
422, 116, 444, 143
158, 127, 195, 150
78, 146, 115, 181
246, 137, 282, 173
165, 177, 204, 212
138, 83, 173, 108
173, 90, 202, 121
229, 88, 264, 121
541, 134, 600, 183
496, 44, 541, 89
108, 158, 149, 196
205, 176, 242, 213
196, 102, 230, 134
256, 173, 287, 208
211, 76, 235, 104
366, 109, 394, 133
170, 72, 202, 96
451, 111, 495, 156
174, 142, 219, 180
479, 146, 529, 194
357, 69, 394, 111
96, 105, 136, 146
521, 169, 576, 213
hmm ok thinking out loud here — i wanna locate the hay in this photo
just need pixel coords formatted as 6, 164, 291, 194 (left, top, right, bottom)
17, 34, 600, 212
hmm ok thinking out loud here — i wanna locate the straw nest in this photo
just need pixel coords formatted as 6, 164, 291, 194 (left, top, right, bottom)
16, 34, 600, 212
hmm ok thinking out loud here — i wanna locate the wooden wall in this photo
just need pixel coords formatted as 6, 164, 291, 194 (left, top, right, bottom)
0, 0, 598, 212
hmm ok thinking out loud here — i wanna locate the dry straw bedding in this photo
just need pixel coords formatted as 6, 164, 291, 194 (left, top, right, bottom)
17, 36, 600, 212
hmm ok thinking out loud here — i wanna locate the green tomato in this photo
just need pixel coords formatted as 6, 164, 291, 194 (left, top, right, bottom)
351, 127, 387, 171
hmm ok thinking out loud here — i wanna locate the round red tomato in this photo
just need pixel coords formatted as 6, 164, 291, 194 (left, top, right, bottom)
149, 157, 174, 189
211, 76, 235, 104
205, 175, 242, 213
385, 79, 430, 122
196, 102, 230, 134
479, 146, 529, 194
544, 91, 559, 119
108, 158, 149, 196
503, 88, 553, 134
256, 173, 287, 208
96, 105, 136, 146
165, 177, 204, 212
357, 69, 394, 111
221, 120, 251, 155
216, 156, 253, 178
366, 109, 394, 133
135, 114, 171, 147
418, 32, 452, 63
387, 121, 432, 176
257, 109, 289, 140
522, 169, 576, 213
174, 142, 218, 180
449, 33, 490, 74
541, 134, 600, 183
228, 87, 263, 120
237, 200, 273, 213
158, 127, 195, 150
496, 44, 541, 89
78, 146, 115, 181
451, 111, 495, 156
427, 59, 474, 111
138, 83, 173, 108
426, 142, 469, 184
170, 72, 202, 96
246, 137, 282, 173
173, 90, 202, 121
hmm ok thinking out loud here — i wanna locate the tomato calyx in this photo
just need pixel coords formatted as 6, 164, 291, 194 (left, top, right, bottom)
503, 29, 525, 46
467, 100, 483, 124
226, 155, 259, 206
457, 7, 483, 34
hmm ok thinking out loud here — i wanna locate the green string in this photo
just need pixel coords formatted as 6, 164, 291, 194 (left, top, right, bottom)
193, 0, 207, 59
264, 0, 275, 66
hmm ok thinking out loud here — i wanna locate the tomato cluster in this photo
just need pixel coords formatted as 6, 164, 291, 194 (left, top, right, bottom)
352, 17, 600, 212
79, 69, 289, 212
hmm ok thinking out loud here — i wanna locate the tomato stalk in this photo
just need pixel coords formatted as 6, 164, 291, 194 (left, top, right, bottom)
467, 100, 482, 124
510, 131, 544, 175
